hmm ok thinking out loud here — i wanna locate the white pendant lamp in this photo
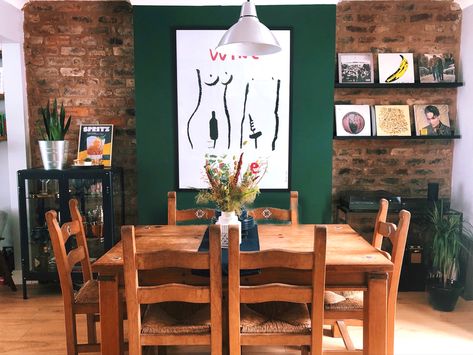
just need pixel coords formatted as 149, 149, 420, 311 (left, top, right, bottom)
216, 0, 281, 56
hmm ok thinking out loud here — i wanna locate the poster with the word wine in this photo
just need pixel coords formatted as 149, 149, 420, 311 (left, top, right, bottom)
175, 29, 291, 189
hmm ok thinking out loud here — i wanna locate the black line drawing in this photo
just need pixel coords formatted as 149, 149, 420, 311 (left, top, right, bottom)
272, 78, 281, 151
186, 69, 202, 149
248, 114, 262, 149
240, 82, 250, 149
204, 74, 219, 86
221, 73, 233, 149
209, 110, 218, 148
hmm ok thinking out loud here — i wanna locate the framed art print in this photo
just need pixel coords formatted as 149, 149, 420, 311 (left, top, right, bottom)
374, 105, 411, 136
378, 53, 415, 84
418, 54, 455, 83
175, 29, 291, 189
414, 104, 451, 136
77, 124, 114, 166
335, 105, 371, 136
338, 53, 374, 83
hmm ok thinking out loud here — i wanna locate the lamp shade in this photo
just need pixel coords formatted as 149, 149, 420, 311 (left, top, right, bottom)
216, 1, 281, 56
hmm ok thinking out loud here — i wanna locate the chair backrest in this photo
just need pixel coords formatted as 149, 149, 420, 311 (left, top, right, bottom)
247, 191, 299, 224
372, 198, 389, 250
377, 210, 411, 304
45, 199, 93, 307
228, 224, 327, 352
167, 191, 216, 225
122, 224, 222, 354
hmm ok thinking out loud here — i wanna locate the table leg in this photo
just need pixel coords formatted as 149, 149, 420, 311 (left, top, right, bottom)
364, 272, 388, 355
99, 274, 123, 355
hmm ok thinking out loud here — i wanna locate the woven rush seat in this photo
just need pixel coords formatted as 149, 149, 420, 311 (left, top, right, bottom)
240, 302, 311, 334
141, 302, 211, 335
74, 280, 99, 305
324, 291, 363, 311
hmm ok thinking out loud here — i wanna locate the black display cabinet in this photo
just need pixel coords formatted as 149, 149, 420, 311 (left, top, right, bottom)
18, 167, 124, 299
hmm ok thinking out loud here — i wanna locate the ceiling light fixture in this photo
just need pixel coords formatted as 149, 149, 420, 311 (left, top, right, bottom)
216, 0, 281, 56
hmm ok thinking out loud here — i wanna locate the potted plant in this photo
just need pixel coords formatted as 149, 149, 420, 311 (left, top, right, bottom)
37, 99, 72, 170
427, 202, 471, 311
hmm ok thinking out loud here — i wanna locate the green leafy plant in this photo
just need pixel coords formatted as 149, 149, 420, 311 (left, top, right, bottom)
428, 203, 472, 288
38, 99, 71, 140
196, 153, 266, 213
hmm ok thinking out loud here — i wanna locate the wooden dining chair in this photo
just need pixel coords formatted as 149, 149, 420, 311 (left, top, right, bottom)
324, 204, 411, 355
247, 190, 299, 224
122, 224, 222, 355
167, 191, 216, 225
45, 199, 100, 354
228, 224, 327, 355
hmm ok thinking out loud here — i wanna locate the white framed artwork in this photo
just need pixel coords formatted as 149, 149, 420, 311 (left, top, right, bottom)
335, 105, 371, 136
175, 29, 291, 190
378, 53, 415, 84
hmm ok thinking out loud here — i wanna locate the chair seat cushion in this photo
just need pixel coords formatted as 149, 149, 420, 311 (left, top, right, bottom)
141, 302, 210, 335
240, 302, 311, 334
324, 291, 363, 311
324, 291, 346, 304
74, 280, 99, 304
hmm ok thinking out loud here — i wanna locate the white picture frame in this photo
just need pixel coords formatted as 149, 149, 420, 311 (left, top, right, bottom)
335, 105, 371, 136
378, 53, 415, 84
0, 68, 4, 94
338, 53, 374, 84
175, 29, 291, 190
374, 105, 411, 136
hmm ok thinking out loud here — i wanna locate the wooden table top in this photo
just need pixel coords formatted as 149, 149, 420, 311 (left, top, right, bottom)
92, 224, 393, 274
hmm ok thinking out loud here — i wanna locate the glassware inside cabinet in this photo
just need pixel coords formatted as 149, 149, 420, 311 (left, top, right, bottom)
69, 178, 105, 260
25, 178, 60, 273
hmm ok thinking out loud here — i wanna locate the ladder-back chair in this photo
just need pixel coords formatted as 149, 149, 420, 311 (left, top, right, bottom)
247, 191, 299, 224
228, 224, 327, 355
167, 191, 216, 225
122, 224, 222, 355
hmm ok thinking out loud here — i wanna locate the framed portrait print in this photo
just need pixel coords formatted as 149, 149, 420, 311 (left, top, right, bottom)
414, 104, 451, 136
374, 105, 411, 136
378, 53, 415, 84
338, 53, 374, 84
335, 105, 371, 136
175, 29, 291, 189
76, 124, 114, 167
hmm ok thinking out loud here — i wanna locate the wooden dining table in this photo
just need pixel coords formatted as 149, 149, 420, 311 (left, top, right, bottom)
92, 224, 393, 355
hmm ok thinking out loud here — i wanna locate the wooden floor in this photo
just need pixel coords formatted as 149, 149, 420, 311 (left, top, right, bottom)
1, 280, 473, 354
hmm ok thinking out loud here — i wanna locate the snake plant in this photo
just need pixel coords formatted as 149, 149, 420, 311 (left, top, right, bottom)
39, 99, 71, 141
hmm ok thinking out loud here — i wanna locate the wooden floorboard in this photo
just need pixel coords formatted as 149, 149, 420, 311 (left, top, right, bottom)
1, 280, 472, 354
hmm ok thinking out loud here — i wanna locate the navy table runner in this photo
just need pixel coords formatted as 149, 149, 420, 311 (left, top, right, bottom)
196, 224, 260, 276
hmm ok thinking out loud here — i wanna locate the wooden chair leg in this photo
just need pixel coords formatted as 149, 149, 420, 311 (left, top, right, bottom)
86, 314, 97, 344
64, 310, 77, 355
330, 324, 342, 338
336, 320, 355, 351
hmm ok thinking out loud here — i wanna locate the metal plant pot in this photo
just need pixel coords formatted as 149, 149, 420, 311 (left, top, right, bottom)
38, 140, 69, 170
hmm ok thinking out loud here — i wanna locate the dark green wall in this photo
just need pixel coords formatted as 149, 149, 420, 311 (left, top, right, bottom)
134, 5, 336, 224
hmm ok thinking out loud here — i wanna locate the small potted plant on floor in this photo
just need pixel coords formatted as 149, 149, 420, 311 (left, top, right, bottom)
427, 202, 472, 311
37, 99, 72, 169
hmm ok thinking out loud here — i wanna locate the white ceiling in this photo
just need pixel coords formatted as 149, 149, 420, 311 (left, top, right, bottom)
3, 0, 473, 10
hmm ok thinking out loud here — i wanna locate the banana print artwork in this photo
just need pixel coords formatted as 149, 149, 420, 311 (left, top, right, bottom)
385, 55, 409, 83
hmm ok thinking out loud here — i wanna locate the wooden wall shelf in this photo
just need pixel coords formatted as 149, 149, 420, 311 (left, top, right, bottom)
334, 82, 464, 89
334, 135, 461, 140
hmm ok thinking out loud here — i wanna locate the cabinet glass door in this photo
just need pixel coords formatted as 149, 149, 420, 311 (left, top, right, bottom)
25, 178, 60, 273
68, 178, 105, 261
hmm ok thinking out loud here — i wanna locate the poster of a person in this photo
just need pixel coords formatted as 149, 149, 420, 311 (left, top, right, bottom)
414, 104, 451, 136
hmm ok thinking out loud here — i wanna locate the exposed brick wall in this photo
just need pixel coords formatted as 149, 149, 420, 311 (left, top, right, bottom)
23, 1, 137, 223
333, 0, 462, 218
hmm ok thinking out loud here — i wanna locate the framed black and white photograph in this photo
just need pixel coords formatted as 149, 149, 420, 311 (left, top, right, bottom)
414, 104, 451, 136
175, 29, 291, 189
378, 53, 415, 84
335, 105, 371, 136
418, 54, 455, 83
338, 53, 374, 83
